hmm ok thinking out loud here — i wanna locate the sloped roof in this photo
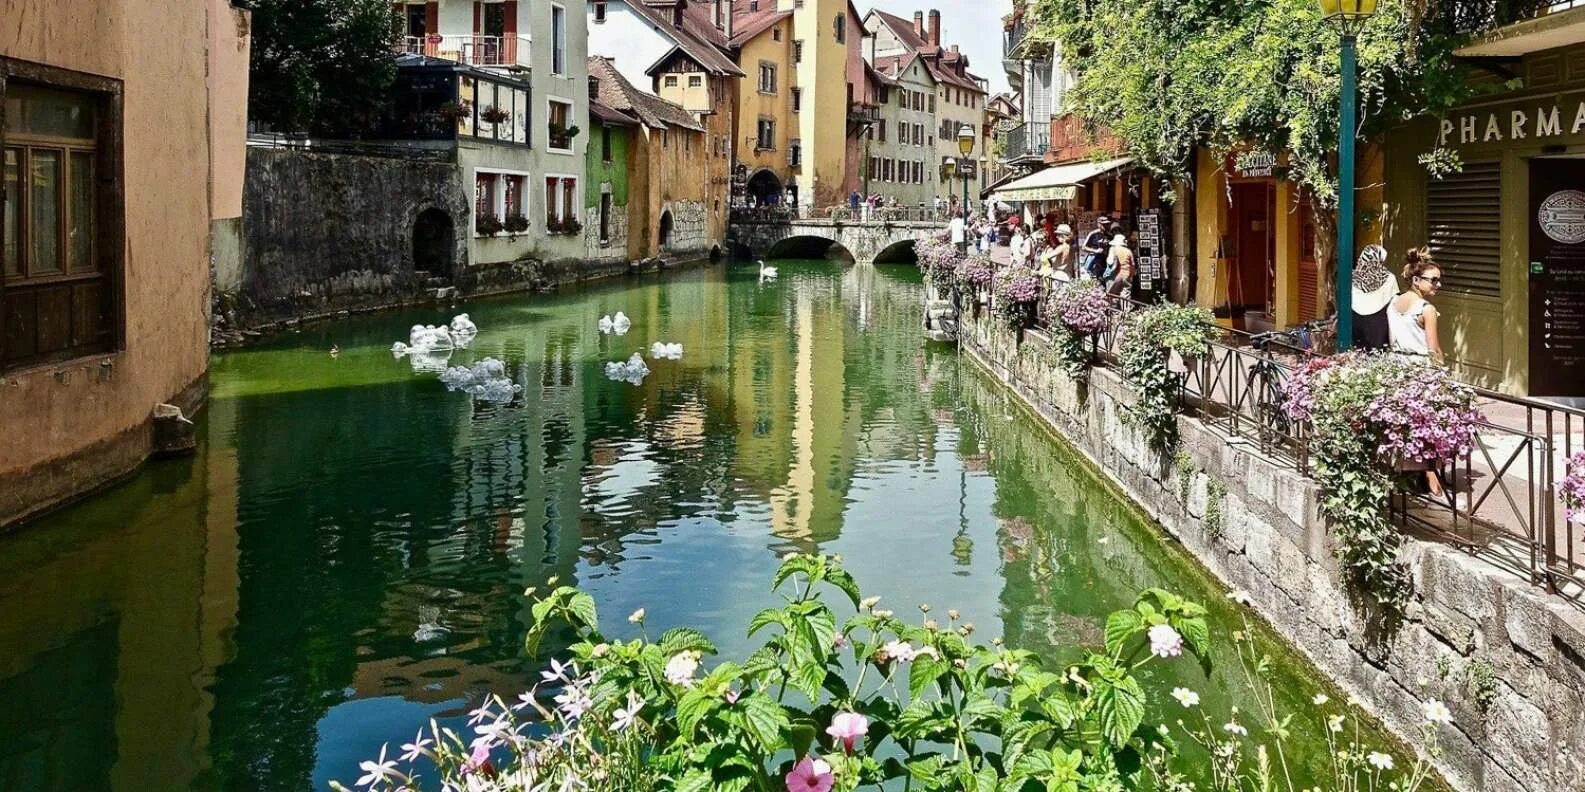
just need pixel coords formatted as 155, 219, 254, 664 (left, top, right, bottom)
873, 52, 926, 83
622, 0, 744, 76
728, 6, 790, 48
591, 100, 641, 127
869, 8, 928, 51
588, 55, 706, 132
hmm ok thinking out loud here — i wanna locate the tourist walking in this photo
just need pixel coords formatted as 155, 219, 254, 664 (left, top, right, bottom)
1105, 234, 1136, 298
1351, 244, 1397, 352
949, 211, 967, 254
1080, 216, 1113, 280
1009, 226, 1029, 267
849, 190, 861, 218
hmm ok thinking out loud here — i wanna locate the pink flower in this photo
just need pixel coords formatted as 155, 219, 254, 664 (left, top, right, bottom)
1148, 624, 1183, 658
462, 741, 494, 777
825, 712, 869, 753
785, 755, 835, 792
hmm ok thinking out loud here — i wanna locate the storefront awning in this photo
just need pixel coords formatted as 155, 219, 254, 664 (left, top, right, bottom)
1456, 6, 1585, 57
990, 157, 1134, 203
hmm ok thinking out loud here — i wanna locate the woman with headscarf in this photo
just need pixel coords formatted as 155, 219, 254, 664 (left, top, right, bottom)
1351, 244, 1397, 352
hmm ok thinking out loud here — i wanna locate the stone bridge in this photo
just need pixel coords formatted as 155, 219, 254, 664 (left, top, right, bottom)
727, 217, 940, 264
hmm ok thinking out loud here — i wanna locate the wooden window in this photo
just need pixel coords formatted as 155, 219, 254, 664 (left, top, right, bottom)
877, 119, 886, 143
601, 125, 612, 161
504, 175, 524, 219
664, 75, 679, 88
547, 99, 572, 149
600, 192, 612, 242
688, 75, 703, 88
833, 13, 845, 44
544, 177, 558, 226
771, 25, 780, 41
593, 0, 606, 23
1, 68, 120, 372
551, 5, 567, 75
756, 119, 775, 151
791, 87, 801, 113
794, 40, 803, 63
543, 176, 577, 228
475, 172, 499, 230
562, 178, 576, 222
758, 63, 776, 94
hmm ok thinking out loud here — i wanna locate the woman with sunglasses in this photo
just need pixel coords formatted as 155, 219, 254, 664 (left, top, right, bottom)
1389, 247, 1444, 365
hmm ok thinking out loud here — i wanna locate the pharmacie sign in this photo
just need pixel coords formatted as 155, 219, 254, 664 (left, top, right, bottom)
1436, 91, 1585, 152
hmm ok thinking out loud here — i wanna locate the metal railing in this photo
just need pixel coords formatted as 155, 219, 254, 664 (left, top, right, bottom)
977, 268, 1585, 599
1003, 121, 1051, 163
397, 34, 532, 68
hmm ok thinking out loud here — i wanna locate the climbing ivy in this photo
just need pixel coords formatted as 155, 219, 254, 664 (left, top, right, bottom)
1117, 306, 1217, 453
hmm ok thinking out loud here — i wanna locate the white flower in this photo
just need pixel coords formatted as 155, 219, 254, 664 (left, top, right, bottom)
628, 608, 646, 624
912, 645, 941, 660
1328, 714, 1346, 733
880, 640, 917, 663
665, 651, 701, 686
1312, 694, 1330, 706
1367, 752, 1395, 771
553, 687, 593, 720
1223, 721, 1248, 737
399, 730, 434, 763
539, 657, 574, 683
860, 596, 882, 610
1148, 624, 1184, 658
355, 744, 404, 788
612, 689, 644, 732
1171, 687, 1200, 708
1226, 589, 1252, 605
1422, 698, 1453, 725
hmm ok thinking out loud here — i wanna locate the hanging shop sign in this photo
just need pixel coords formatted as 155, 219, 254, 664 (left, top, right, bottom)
1527, 158, 1585, 397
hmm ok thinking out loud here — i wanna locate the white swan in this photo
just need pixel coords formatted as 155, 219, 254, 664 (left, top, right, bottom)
649, 341, 683, 360
758, 260, 778, 280
598, 314, 615, 334
612, 311, 632, 334
603, 353, 650, 385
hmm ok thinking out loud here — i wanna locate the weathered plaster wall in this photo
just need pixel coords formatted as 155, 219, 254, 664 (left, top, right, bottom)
239, 147, 469, 325
961, 316, 1585, 792
0, 0, 245, 528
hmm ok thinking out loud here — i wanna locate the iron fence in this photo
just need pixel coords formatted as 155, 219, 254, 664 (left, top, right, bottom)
986, 270, 1585, 599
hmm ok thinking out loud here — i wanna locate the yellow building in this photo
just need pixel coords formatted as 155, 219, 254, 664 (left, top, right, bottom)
729, 2, 799, 205
786, 0, 853, 210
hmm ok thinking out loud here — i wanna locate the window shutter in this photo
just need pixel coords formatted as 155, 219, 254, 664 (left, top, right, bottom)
1425, 160, 1501, 297
426, 2, 439, 36
473, 1, 482, 33
503, 1, 517, 35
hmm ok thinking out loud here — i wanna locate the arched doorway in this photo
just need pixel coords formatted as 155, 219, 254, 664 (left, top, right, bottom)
658, 210, 674, 249
746, 169, 783, 207
413, 208, 455, 277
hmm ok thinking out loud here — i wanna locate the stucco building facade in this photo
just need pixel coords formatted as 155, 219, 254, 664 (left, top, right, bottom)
0, 0, 251, 526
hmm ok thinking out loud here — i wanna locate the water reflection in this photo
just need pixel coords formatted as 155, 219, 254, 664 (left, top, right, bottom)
0, 262, 1359, 791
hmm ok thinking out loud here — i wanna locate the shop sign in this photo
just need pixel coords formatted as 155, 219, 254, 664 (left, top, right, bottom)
1236, 151, 1277, 178
1527, 159, 1585, 397
1437, 91, 1585, 152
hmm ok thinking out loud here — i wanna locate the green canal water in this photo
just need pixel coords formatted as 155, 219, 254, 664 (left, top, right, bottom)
0, 262, 1401, 790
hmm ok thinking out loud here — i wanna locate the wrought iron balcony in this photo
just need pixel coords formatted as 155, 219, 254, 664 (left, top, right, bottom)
1002, 122, 1050, 163
847, 102, 879, 124
397, 34, 532, 69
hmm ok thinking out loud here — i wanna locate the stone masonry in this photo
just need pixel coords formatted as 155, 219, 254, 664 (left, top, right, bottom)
662, 200, 712, 255
960, 315, 1585, 792
729, 217, 938, 263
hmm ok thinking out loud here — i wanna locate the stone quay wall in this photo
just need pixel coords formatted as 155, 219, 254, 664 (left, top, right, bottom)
960, 316, 1585, 792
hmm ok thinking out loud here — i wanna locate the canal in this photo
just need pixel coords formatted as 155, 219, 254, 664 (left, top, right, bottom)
0, 262, 1393, 790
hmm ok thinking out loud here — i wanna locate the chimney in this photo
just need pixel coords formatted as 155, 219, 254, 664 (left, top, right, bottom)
718, 0, 732, 39
928, 9, 941, 48
913, 11, 924, 38
673, 2, 684, 28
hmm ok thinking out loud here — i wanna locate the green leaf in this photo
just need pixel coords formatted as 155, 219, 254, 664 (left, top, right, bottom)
788, 658, 826, 701
789, 722, 817, 759
908, 653, 948, 698
660, 627, 718, 656
675, 768, 712, 792
747, 608, 785, 637
736, 693, 790, 752
677, 688, 718, 737
824, 567, 863, 609
1095, 675, 1146, 747
566, 592, 598, 630
1103, 609, 1144, 655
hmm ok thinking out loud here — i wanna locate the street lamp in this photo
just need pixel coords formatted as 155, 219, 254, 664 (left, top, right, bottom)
1320, 0, 1377, 351
958, 124, 976, 221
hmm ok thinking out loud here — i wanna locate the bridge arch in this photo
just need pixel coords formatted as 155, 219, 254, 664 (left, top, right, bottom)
872, 238, 918, 266
765, 235, 853, 262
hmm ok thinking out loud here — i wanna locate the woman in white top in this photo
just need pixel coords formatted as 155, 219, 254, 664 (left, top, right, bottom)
1389, 246, 1455, 501
1388, 247, 1443, 364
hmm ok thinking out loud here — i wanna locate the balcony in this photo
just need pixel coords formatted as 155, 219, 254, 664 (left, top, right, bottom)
846, 102, 879, 125
397, 34, 532, 69
1002, 122, 1050, 164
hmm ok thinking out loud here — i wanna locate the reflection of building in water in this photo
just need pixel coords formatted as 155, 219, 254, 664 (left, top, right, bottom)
0, 395, 242, 790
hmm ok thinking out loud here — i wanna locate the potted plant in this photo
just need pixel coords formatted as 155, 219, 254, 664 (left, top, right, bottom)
546, 217, 563, 234
436, 101, 472, 126
476, 214, 505, 236
503, 214, 530, 234
561, 217, 583, 236
481, 104, 511, 125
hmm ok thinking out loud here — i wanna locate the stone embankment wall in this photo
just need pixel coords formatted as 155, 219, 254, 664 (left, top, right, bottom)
961, 317, 1585, 792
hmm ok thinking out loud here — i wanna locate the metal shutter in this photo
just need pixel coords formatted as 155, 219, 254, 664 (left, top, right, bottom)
1425, 160, 1501, 297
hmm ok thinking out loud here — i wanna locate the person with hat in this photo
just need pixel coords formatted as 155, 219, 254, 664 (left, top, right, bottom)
1104, 233, 1136, 298
1080, 216, 1114, 280
1351, 244, 1397, 352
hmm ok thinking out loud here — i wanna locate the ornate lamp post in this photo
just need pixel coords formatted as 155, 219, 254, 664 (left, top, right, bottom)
1319, 0, 1377, 350
958, 124, 976, 221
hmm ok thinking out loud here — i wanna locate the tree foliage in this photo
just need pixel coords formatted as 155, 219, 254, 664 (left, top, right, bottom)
1029, 0, 1544, 311
247, 0, 397, 137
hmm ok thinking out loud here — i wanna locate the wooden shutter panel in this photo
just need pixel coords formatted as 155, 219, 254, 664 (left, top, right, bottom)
1426, 160, 1502, 298
473, 1, 482, 33
425, 2, 439, 37
503, 1, 517, 35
